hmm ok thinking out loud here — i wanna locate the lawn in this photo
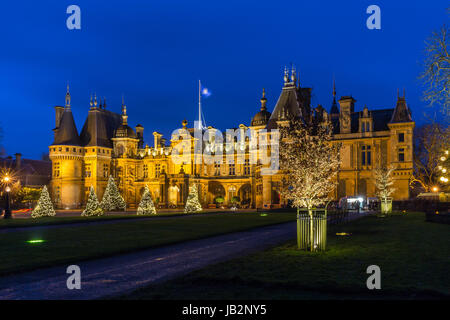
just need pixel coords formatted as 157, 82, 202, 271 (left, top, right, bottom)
122, 211, 450, 300
0, 211, 296, 276
0, 210, 232, 229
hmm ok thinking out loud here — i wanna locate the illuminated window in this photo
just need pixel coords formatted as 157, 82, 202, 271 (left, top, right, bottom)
53, 162, 60, 177
103, 164, 108, 178
398, 148, 405, 162
214, 161, 221, 176
85, 164, 91, 177
155, 164, 160, 177
229, 162, 235, 176
244, 159, 250, 175
362, 145, 371, 166
143, 164, 148, 178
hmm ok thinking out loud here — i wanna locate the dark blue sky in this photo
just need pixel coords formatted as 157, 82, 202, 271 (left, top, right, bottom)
0, 0, 447, 159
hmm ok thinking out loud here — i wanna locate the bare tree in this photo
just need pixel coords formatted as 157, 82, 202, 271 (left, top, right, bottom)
410, 123, 449, 193
420, 24, 450, 117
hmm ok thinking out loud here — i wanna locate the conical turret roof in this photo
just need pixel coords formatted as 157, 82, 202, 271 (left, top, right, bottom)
52, 109, 81, 146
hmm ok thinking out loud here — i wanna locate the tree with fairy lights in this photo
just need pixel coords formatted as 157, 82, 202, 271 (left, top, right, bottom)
279, 118, 341, 251
184, 184, 203, 213
374, 163, 396, 215
137, 185, 156, 215
31, 185, 56, 218
82, 186, 104, 216
100, 175, 126, 212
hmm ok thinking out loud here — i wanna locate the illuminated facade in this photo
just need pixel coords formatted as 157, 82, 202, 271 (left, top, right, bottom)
49, 70, 414, 209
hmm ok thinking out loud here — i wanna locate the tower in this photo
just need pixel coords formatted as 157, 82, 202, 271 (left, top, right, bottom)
49, 85, 83, 208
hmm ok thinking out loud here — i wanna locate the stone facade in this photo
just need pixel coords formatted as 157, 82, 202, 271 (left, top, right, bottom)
49, 71, 414, 209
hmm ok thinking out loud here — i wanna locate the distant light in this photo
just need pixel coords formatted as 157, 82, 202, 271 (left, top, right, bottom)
432, 186, 439, 192
27, 239, 45, 244
336, 232, 351, 236
260, 213, 268, 217
5, 186, 11, 192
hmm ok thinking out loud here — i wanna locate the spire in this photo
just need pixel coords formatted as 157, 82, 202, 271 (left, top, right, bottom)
53, 87, 81, 146
94, 93, 98, 108
330, 78, 339, 114
65, 83, 71, 109
90, 94, 93, 108
333, 78, 336, 98
260, 88, 267, 111
103, 97, 107, 109
121, 95, 128, 125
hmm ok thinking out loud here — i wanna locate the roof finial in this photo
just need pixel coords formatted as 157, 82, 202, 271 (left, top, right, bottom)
283, 66, 289, 84
333, 77, 336, 98
90, 94, 93, 108
94, 93, 98, 107
290, 65, 296, 84
121, 95, 128, 125
260, 88, 267, 111
103, 97, 106, 109
65, 82, 71, 109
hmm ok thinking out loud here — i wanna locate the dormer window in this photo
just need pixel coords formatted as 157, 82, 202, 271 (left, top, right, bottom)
361, 121, 371, 133
398, 133, 405, 143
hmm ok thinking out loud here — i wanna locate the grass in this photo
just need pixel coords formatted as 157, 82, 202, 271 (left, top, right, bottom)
0, 211, 296, 276
0, 211, 218, 229
122, 211, 450, 300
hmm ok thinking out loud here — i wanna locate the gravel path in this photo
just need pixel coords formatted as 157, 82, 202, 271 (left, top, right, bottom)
0, 211, 371, 300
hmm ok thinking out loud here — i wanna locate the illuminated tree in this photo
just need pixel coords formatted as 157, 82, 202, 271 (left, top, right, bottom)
279, 119, 341, 251
31, 186, 56, 218
184, 184, 203, 213
82, 186, 104, 216
137, 185, 156, 215
279, 119, 341, 210
374, 163, 396, 215
100, 175, 126, 212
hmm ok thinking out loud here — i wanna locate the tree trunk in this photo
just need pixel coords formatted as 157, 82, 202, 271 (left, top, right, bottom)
296, 207, 300, 249
309, 208, 313, 252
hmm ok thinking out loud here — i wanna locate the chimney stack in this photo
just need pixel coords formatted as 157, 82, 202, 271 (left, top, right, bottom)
15, 153, 22, 170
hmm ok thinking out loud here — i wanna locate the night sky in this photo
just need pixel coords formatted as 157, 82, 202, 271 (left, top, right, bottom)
0, 0, 447, 159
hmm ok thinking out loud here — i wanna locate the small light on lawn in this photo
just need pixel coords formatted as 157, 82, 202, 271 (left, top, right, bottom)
435, 211, 439, 215
336, 232, 351, 236
27, 239, 45, 244
260, 213, 268, 217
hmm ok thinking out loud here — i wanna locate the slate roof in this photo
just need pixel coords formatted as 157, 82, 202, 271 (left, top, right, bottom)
79, 108, 122, 148
390, 97, 413, 123
52, 109, 81, 146
267, 85, 302, 129
331, 108, 394, 134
